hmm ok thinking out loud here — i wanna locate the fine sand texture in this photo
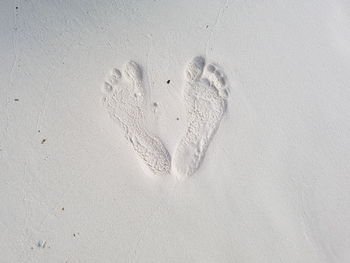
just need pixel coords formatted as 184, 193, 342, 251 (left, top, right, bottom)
1, 0, 350, 262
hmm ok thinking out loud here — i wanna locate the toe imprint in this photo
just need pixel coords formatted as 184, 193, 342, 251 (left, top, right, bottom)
113, 68, 122, 79
103, 82, 113, 93
186, 56, 205, 83
124, 61, 143, 82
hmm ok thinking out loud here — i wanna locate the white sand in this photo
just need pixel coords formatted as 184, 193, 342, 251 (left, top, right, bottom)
1, 0, 350, 262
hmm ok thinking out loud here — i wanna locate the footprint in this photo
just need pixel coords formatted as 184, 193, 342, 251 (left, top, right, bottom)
101, 61, 171, 175
173, 56, 228, 179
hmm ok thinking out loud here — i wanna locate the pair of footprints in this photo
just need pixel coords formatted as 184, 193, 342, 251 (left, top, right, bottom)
101, 56, 228, 180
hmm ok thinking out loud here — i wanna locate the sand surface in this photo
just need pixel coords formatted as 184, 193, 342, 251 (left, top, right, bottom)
1, 0, 350, 262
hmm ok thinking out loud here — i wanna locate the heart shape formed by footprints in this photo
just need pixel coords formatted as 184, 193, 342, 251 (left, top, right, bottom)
101, 56, 229, 180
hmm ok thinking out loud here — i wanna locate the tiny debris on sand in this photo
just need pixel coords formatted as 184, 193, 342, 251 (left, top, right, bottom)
37, 240, 46, 248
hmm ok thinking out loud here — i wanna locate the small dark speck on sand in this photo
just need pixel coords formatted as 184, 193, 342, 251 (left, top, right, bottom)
206, 25, 209, 28
16, 6, 18, 10
14, 98, 19, 101
167, 80, 170, 84
61, 207, 64, 211
41, 139, 47, 144
176, 117, 179, 120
